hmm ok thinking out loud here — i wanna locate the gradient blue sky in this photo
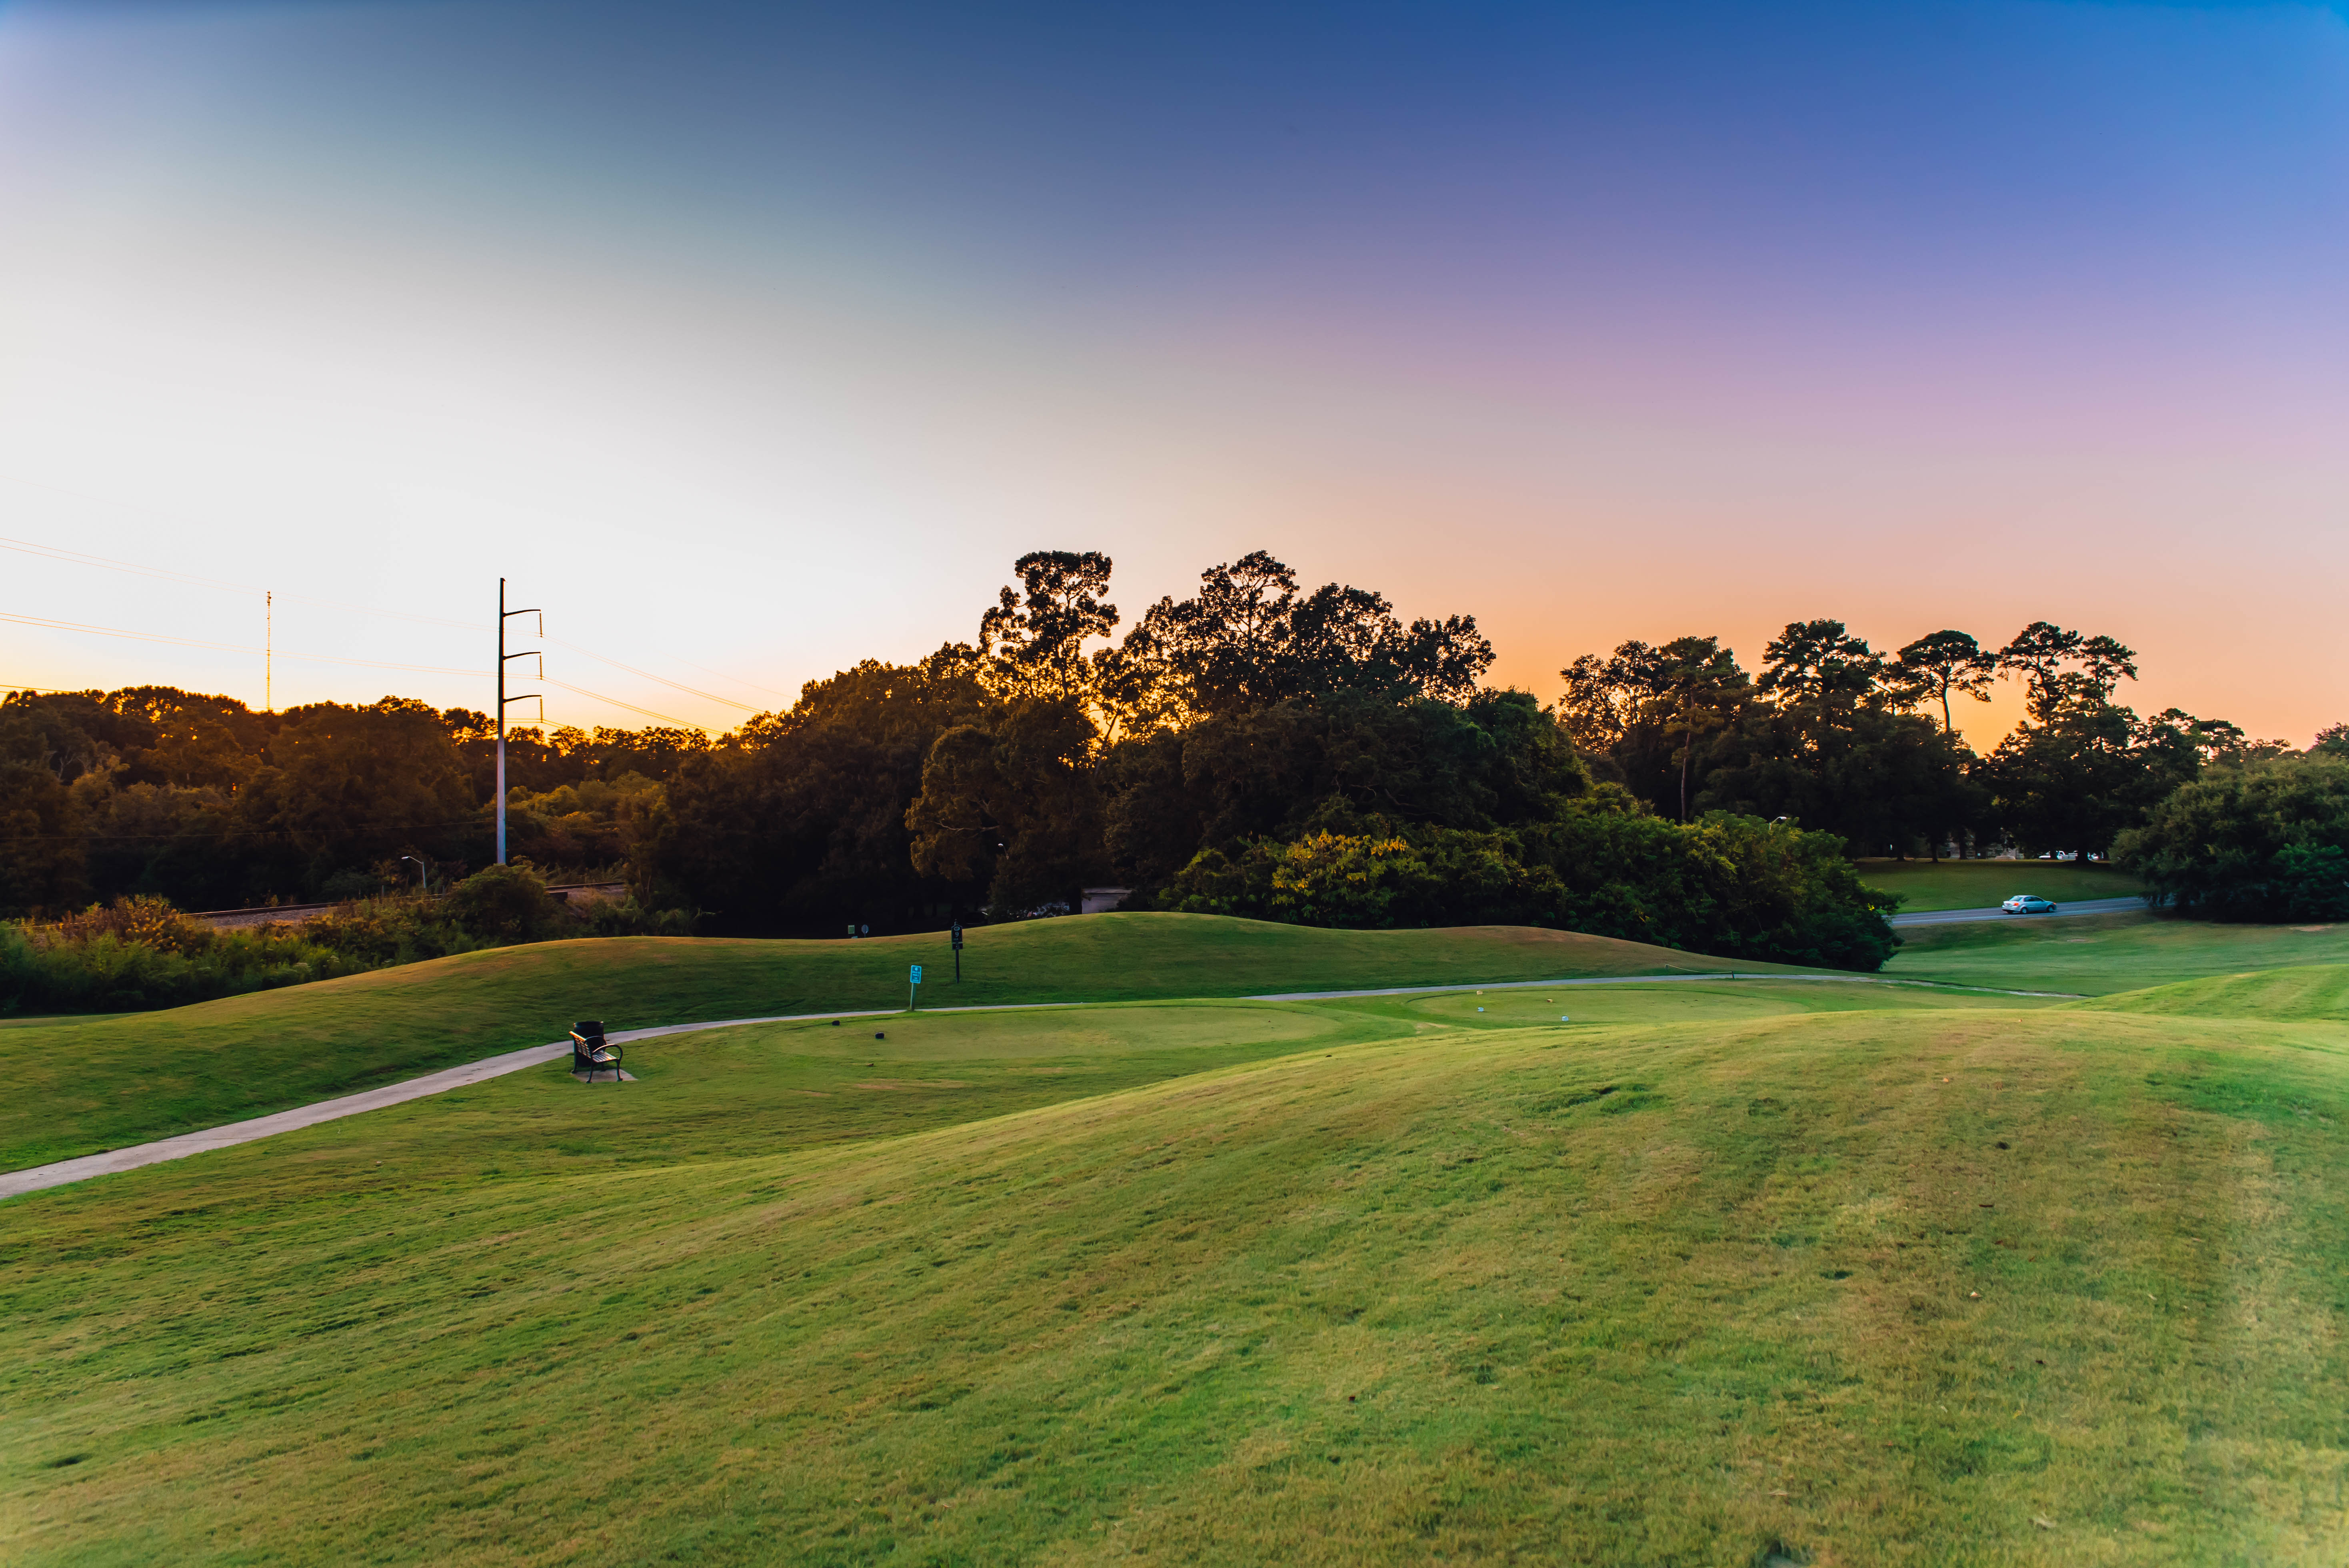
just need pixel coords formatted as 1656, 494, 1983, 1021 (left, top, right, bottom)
1, 0, 2343, 744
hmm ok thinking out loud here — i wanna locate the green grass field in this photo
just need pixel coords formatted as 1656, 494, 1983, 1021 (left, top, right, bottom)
1887, 911, 2349, 995
6, 917, 2346, 1564
0, 915, 1780, 1172
1855, 858, 2145, 911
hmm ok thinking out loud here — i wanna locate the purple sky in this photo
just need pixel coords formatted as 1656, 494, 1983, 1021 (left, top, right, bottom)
1, 0, 2342, 744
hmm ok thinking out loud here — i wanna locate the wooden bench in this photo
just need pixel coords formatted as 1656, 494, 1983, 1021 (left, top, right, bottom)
570, 1020, 624, 1083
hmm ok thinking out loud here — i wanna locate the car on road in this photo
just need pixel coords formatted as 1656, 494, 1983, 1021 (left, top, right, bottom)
2001, 895, 2059, 914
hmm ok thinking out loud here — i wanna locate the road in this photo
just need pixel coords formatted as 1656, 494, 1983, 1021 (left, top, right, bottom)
1890, 895, 2148, 929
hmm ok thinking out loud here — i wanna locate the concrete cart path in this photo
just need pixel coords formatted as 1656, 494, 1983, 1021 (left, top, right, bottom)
0, 1015, 871, 1202
2, 967, 2084, 1201
1891, 895, 2148, 929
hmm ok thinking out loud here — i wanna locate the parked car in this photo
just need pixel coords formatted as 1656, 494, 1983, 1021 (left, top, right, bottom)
2001, 895, 2058, 914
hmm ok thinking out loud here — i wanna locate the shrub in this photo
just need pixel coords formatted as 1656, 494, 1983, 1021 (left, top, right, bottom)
1, 901, 367, 1015
575, 897, 702, 938
1158, 811, 1897, 971
1, 873, 703, 1016
294, 897, 481, 967
441, 863, 568, 943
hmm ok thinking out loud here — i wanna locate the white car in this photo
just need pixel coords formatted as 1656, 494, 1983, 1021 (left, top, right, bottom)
2001, 895, 2058, 914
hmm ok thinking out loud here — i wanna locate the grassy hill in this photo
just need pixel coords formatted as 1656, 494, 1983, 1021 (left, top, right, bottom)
1885, 911, 2349, 996
0, 914, 1788, 1171
5, 984, 2342, 1565
1855, 858, 2144, 912
2063, 963, 2349, 1023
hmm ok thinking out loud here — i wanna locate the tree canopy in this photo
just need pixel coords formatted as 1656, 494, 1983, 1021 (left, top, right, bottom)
2115, 754, 2349, 922
18, 551, 2322, 962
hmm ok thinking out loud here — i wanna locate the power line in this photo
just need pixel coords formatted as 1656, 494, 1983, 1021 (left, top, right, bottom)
6, 615, 726, 726
0, 535, 257, 597
8, 526, 790, 727
547, 637, 758, 711
542, 677, 699, 728
0, 609, 485, 677
0, 534, 476, 630
670, 655, 798, 703
4, 529, 792, 708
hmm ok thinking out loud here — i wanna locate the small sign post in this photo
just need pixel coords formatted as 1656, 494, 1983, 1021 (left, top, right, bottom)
909, 963, 922, 1011
950, 921, 963, 982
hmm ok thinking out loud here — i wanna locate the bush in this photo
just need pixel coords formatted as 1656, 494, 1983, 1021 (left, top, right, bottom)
441, 863, 568, 943
1, 901, 368, 1015
1, 873, 705, 1016
1157, 811, 1897, 971
575, 897, 702, 938
2116, 754, 2349, 921
294, 897, 482, 967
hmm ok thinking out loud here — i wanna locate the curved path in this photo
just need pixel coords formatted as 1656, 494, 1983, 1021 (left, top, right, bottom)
0, 969, 2080, 1201
1890, 895, 2147, 929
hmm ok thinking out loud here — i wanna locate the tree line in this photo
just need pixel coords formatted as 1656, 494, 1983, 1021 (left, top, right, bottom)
10, 549, 2341, 967
1557, 619, 2274, 861
0, 687, 706, 915
633, 550, 1889, 967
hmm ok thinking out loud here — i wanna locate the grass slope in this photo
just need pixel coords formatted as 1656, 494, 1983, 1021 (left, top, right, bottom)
1886, 912, 2349, 996
0, 914, 1776, 1172
1855, 859, 2144, 912
185, 984, 2037, 1188
4, 991, 2343, 1565
2065, 963, 2349, 1023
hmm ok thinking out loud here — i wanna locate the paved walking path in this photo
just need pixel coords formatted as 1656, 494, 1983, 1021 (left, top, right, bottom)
1890, 895, 2147, 929
1, 968, 2082, 1201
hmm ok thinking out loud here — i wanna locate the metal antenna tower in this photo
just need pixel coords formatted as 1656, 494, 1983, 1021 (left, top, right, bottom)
496, 577, 543, 865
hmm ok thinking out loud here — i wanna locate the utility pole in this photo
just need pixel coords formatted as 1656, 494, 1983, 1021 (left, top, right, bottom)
265, 591, 273, 712
496, 577, 542, 866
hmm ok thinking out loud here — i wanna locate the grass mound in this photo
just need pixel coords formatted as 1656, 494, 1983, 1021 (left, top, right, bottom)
0, 914, 1772, 1171
1885, 911, 2349, 995
2067, 963, 2349, 1022
6, 992, 2344, 1564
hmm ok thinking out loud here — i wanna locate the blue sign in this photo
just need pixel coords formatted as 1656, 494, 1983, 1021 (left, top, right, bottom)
910, 965, 923, 984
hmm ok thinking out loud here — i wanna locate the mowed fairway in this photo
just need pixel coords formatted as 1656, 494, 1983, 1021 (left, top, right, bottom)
6, 957, 2345, 1565
1887, 912, 2349, 996
0, 914, 1787, 1171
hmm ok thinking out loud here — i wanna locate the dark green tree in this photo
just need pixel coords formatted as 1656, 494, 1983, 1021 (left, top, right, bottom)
1122, 550, 1493, 723
1997, 621, 2139, 723
1557, 637, 1747, 819
1891, 630, 1997, 735
906, 695, 1106, 914
232, 699, 478, 890
640, 651, 990, 933
1699, 621, 1983, 859
2116, 754, 2349, 921
0, 761, 88, 916
1979, 623, 2227, 861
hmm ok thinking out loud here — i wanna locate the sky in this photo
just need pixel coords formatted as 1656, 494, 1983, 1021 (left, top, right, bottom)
0, 0, 2343, 749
